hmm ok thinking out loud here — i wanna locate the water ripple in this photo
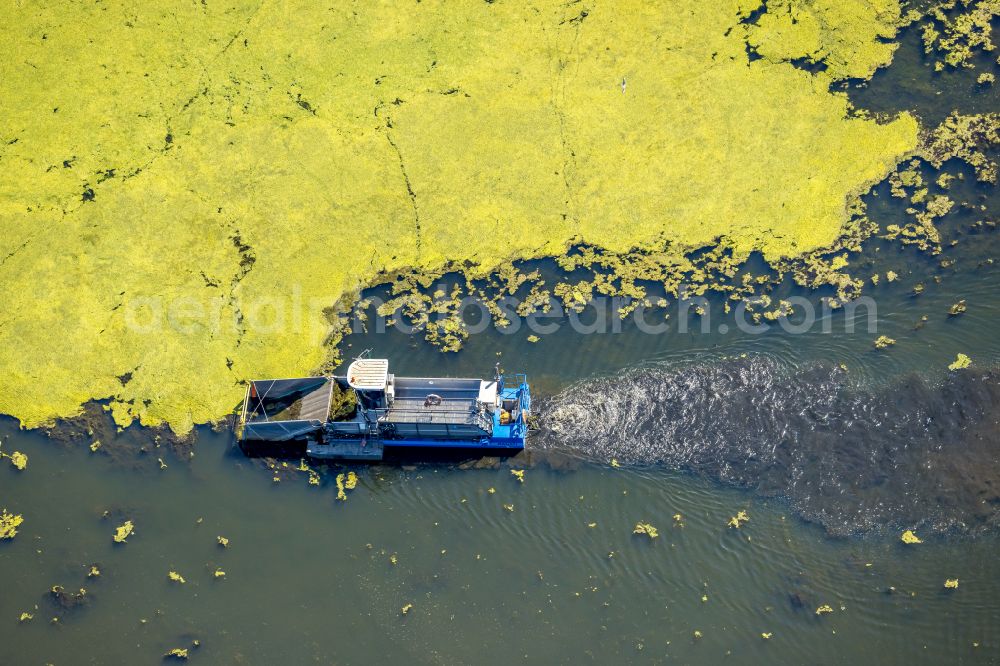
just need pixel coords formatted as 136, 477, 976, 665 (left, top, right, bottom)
535, 356, 1000, 535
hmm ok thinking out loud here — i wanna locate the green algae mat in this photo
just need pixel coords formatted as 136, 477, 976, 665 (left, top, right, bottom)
0, 0, 993, 433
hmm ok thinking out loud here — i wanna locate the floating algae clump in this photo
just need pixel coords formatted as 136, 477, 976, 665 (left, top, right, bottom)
167, 571, 186, 584
948, 354, 972, 370
1, 509, 24, 540
336, 471, 359, 501
874, 335, 897, 349
0, 443, 27, 470
920, 113, 1000, 183
0, 0, 920, 434
901, 529, 923, 544
728, 510, 750, 528
944, 578, 959, 589
112, 520, 134, 544
8, 451, 27, 470
633, 522, 659, 539
920, 0, 1000, 69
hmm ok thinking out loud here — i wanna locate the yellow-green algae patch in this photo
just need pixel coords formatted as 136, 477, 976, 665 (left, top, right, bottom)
0, 442, 28, 470
745, 0, 905, 79
920, 0, 1000, 70
949, 353, 972, 370
0, 1, 920, 433
633, 522, 659, 539
921, 113, 1000, 183
1, 509, 24, 540
728, 509, 751, 528
335, 471, 359, 501
112, 520, 134, 544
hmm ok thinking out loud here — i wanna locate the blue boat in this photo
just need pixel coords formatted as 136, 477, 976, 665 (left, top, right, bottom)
237, 358, 530, 461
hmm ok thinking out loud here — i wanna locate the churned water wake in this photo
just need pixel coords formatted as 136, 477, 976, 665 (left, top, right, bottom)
536, 356, 1000, 535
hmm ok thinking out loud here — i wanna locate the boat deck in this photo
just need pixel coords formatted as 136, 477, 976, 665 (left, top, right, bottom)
383, 398, 481, 426
383, 376, 488, 427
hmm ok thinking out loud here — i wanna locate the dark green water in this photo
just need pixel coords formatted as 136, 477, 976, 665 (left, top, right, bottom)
2, 426, 999, 664
3, 16, 1000, 666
